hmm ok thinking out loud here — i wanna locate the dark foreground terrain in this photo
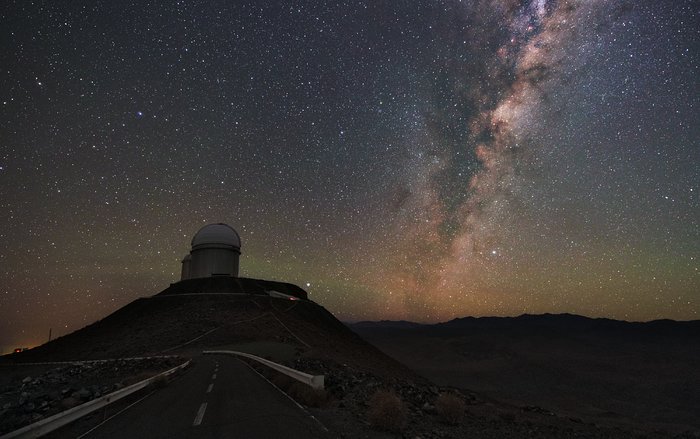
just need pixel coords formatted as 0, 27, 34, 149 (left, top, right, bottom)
351, 314, 700, 436
3, 292, 698, 438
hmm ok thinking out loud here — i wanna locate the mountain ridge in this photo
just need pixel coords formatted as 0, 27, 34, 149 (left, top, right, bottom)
351, 312, 700, 335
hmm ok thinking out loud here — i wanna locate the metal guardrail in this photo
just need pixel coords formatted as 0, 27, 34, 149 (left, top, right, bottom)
1, 360, 190, 439
203, 350, 324, 390
3, 355, 180, 367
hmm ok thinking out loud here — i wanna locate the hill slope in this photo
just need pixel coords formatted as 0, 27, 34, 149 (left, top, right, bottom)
4, 293, 413, 379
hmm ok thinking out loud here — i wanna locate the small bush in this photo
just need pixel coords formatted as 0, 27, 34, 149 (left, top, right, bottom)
367, 389, 407, 432
435, 392, 465, 425
151, 374, 168, 389
497, 410, 516, 422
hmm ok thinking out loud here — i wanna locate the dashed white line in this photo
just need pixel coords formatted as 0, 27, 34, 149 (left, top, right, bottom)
212, 373, 217, 380
207, 383, 214, 393
193, 402, 208, 426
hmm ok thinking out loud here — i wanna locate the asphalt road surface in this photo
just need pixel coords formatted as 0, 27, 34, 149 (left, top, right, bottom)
66, 355, 332, 439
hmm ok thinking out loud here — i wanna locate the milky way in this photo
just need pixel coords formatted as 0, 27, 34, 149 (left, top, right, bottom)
369, 0, 697, 319
0, 0, 698, 350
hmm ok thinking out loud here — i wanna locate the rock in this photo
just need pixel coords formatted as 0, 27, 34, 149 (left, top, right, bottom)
522, 405, 555, 416
74, 388, 91, 400
60, 397, 79, 409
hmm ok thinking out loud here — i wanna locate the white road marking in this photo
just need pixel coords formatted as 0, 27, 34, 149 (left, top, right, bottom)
212, 373, 217, 380
207, 383, 214, 393
193, 402, 208, 426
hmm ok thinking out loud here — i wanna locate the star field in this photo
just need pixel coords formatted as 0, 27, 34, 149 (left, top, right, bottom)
1, 0, 698, 351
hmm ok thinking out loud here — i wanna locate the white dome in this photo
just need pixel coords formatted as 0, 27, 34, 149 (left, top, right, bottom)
191, 223, 241, 249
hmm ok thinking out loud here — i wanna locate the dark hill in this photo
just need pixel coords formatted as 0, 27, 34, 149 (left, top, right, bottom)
351, 320, 425, 330
2, 287, 413, 381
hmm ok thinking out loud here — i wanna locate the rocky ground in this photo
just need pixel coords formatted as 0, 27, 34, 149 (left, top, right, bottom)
0, 356, 183, 435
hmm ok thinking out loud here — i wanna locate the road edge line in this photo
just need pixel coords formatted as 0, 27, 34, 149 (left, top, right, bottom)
235, 358, 330, 433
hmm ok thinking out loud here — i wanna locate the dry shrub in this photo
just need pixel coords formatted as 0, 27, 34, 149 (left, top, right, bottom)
367, 389, 407, 432
497, 410, 515, 422
287, 382, 330, 407
435, 392, 465, 425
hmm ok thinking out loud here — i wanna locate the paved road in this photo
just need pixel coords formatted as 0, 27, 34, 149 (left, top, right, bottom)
73, 355, 332, 439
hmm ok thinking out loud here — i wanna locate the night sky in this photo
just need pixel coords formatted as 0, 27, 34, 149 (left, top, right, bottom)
1, 0, 698, 351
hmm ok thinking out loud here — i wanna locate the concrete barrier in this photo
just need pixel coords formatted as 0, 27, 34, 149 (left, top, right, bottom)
203, 350, 324, 390
1, 360, 190, 439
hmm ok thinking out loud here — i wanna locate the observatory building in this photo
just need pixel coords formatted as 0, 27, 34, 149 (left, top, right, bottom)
164, 222, 308, 301
180, 223, 241, 280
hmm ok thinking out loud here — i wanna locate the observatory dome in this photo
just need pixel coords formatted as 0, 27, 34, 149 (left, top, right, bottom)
192, 223, 241, 249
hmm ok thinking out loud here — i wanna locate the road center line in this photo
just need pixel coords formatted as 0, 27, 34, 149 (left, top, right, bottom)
207, 383, 214, 393
212, 373, 217, 380
193, 402, 208, 426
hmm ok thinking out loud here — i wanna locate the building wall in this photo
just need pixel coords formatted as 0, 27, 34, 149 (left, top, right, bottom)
189, 247, 240, 278
180, 258, 191, 280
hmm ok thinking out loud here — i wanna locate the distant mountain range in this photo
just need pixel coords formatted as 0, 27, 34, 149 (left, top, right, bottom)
351, 313, 700, 337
